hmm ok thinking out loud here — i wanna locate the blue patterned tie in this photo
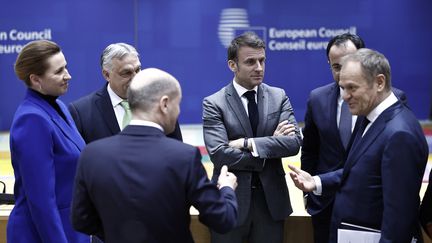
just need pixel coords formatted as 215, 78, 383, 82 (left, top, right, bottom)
339, 101, 352, 149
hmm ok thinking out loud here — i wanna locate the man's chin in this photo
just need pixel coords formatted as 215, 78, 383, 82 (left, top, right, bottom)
252, 79, 263, 85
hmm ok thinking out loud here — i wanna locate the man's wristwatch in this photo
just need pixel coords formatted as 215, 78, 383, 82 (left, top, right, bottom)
243, 137, 249, 150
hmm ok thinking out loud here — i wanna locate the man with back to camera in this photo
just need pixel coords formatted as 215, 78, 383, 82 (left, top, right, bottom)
203, 32, 302, 243
420, 170, 432, 238
290, 48, 428, 242
71, 68, 238, 243
301, 33, 408, 243
68, 43, 182, 144
68, 43, 182, 243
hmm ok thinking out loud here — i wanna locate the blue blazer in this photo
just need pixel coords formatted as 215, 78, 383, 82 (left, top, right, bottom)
71, 125, 237, 243
320, 101, 428, 242
68, 84, 182, 143
8, 89, 89, 243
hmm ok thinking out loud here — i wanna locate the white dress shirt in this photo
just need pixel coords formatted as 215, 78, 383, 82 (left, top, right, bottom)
107, 85, 127, 130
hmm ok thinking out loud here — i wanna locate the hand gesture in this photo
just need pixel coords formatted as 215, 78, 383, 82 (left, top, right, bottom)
217, 165, 238, 190
288, 164, 316, 192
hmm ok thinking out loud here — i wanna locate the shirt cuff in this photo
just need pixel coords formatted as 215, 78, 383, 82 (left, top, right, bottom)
250, 138, 259, 157
312, 176, 322, 196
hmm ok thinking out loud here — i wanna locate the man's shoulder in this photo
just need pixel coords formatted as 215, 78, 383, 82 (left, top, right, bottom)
163, 136, 199, 153
310, 82, 336, 95
84, 133, 199, 160
260, 82, 283, 92
70, 85, 106, 108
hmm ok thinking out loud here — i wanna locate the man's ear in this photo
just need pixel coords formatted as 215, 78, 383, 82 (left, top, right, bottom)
375, 74, 386, 92
159, 95, 169, 114
228, 60, 237, 72
102, 69, 110, 81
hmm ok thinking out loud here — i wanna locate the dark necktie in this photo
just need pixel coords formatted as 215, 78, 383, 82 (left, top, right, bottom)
342, 117, 370, 180
351, 117, 370, 150
358, 117, 370, 138
339, 101, 352, 149
243, 90, 259, 136
243, 90, 261, 188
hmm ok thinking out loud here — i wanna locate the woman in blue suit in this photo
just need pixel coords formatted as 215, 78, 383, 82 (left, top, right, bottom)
7, 40, 89, 243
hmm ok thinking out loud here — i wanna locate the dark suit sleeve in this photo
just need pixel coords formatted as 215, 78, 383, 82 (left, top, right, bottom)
253, 92, 302, 159
68, 102, 83, 136
319, 168, 343, 196
203, 97, 264, 172
167, 121, 183, 141
71, 148, 104, 239
187, 148, 238, 233
380, 131, 426, 242
420, 171, 432, 235
301, 95, 320, 175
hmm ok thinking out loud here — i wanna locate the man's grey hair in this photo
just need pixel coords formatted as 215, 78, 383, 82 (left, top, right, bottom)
341, 48, 392, 91
100, 43, 139, 71
128, 68, 180, 112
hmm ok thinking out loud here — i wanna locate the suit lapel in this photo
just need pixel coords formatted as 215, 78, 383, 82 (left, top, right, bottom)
27, 90, 85, 151
257, 85, 267, 136
54, 100, 86, 150
342, 102, 403, 182
95, 86, 120, 135
225, 83, 254, 137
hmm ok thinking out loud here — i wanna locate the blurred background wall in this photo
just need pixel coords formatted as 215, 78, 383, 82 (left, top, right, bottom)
0, 0, 431, 131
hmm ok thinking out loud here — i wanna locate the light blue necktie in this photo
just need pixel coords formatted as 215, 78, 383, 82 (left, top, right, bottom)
339, 101, 352, 149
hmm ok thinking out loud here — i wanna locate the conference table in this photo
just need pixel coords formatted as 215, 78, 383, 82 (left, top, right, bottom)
1, 183, 431, 243
0, 203, 313, 243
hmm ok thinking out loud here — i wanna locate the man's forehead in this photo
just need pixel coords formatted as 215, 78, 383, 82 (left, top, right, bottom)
239, 47, 265, 56
113, 58, 141, 69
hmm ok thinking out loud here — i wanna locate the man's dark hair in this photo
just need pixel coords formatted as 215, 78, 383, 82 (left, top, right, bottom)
326, 33, 365, 60
227, 32, 265, 62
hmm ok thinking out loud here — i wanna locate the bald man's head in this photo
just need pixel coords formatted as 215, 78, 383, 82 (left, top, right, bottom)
127, 68, 181, 134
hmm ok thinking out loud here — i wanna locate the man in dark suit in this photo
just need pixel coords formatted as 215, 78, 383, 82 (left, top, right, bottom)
301, 33, 365, 243
71, 68, 238, 243
203, 32, 302, 243
68, 43, 182, 143
420, 170, 432, 238
430, 92, 432, 120
290, 48, 428, 242
302, 34, 408, 243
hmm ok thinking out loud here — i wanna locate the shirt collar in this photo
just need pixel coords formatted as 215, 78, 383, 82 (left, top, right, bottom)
232, 79, 258, 98
338, 87, 345, 105
366, 92, 398, 123
129, 120, 165, 132
107, 84, 124, 107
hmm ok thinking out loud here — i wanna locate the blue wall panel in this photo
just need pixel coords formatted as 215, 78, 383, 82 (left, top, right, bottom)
0, 0, 431, 130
